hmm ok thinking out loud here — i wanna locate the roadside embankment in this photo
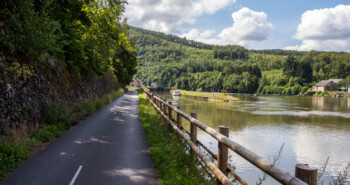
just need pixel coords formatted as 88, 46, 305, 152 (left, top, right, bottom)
0, 86, 125, 180
138, 90, 215, 184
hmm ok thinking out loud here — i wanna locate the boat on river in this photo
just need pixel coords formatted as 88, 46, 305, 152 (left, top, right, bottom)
172, 90, 181, 96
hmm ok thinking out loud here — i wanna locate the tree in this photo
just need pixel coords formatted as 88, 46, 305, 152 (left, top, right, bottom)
283, 55, 297, 77
298, 56, 313, 83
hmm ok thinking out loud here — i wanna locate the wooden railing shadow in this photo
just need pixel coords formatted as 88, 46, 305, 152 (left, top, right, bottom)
142, 88, 317, 185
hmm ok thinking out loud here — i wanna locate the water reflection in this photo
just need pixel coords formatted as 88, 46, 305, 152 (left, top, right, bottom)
171, 95, 180, 105
157, 93, 350, 184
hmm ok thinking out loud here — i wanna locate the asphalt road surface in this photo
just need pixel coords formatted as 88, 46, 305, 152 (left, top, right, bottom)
1, 90, 159, 185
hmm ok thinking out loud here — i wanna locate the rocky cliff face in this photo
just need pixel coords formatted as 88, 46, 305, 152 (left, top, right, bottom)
0, 62, 120, 134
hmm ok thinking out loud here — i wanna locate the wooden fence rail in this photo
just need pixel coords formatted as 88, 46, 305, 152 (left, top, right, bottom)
142, 88, 315, 185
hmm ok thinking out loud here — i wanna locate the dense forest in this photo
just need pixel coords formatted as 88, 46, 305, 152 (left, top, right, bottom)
129, 27, 350, 95
1, 0, 137, 84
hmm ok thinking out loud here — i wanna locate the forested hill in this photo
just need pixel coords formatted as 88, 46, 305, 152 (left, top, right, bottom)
129, 26, 350, 94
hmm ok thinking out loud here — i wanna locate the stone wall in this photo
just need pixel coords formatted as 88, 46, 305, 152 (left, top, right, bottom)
0, 62, 120, 133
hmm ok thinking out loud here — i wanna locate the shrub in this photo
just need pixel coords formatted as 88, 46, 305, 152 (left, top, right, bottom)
196, 88, 203, 92
33, 125, 60, 142
291, 85, 302, 95
0, 141, 28, 179
283, 87, 292, 95
44, 104, 64, 125
300, 87, 309, 95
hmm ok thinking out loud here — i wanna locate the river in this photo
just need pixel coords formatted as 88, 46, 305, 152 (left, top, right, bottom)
156, 92, 350, 184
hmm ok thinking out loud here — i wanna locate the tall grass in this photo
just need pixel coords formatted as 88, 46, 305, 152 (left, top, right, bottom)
138, 91, 215, 185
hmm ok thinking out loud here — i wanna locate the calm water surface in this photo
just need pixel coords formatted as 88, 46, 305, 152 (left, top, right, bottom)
157, 93, 350, 184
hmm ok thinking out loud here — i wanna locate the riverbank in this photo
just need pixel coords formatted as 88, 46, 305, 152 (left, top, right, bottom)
170, 89, 239, 102
0, 89, 126, 180
313, 91, 350, 97
138, 90, 215, 184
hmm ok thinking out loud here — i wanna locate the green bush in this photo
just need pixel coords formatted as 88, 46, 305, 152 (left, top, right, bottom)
44, 104, 64, 125
300, 87, 309, 95
33, 125, 60, 142
94, 100, 104, 111
283, 87, 292, 95
81, 103, 96, 117
196, 88, 203, 92
23, 138, 42, 150
315, 91, 330, 96
291, 85, 302, 95
0, 141, 28, 179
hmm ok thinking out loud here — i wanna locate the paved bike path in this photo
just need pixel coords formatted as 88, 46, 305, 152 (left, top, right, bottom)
1, 90, 159, 185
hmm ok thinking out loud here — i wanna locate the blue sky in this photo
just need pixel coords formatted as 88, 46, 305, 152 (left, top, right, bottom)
125, 0, 350, 52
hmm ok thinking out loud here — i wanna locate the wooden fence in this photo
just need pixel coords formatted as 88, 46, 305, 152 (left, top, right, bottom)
142, 88, 318, 185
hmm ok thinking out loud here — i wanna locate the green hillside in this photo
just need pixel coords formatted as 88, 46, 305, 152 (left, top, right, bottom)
129, 27, 350, 95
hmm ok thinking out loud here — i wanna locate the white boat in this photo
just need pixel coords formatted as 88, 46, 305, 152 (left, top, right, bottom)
172, 90, 181, 96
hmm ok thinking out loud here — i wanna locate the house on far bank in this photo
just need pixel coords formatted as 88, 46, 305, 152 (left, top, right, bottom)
312, 80, 340, 92
151, 82, 157, 88
129, 79, 142, 87
328, 79, 344, 84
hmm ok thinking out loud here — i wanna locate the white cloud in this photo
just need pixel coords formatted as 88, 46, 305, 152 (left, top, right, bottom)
125, 0, 235, 33
179, 29, 220, 45
218, 7, 272, 46
179, 8, 272, 47
285, 5, 350, 52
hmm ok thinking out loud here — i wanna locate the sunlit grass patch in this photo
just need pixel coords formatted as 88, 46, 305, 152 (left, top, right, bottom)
138, 91, 215, 185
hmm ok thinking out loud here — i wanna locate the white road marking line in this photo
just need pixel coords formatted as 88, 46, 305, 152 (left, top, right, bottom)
69, 165, 83, 185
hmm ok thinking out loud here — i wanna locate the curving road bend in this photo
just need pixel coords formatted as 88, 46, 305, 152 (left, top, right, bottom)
1, 90, 159, 185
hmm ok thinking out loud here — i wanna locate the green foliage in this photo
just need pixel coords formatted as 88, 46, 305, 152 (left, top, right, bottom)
81, 103, 97, 117
283, 55, 298, 77
223, 73, 259, 93
44, 104, 65, 125
138, 93, 214, 185
300, 87, 309, 95
213, 45, 247, 60
0, 0, 64, 60
0, 89, 125, 180
315, 91, 330, 96
33, 125, 61, 142
0, 141, 28, 179
131, 27, 350, 95
171, 89, 238, 101
23, 138, 42, 150
1, 0, 137, 84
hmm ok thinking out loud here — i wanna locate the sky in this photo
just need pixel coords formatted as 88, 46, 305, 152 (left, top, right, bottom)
124, 0, 350, 52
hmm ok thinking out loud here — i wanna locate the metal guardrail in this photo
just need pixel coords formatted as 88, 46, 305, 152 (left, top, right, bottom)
142, 88, 316, 185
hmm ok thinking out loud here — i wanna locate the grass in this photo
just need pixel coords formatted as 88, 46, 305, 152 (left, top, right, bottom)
170, 89, 238, 101
314, 91, 330, 96
0, 88, 126, 180
138, 90, 215, 185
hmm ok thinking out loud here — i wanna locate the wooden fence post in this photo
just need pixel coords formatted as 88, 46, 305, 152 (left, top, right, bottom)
159, 98, 163, 113
168, 102, 172, 120
218, 126, 229, 185
177, 106, 182, 129
190, 112, 197, 145
295, 164, 317, 185
156, 98, 161, 115
163, 98, 167, 115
